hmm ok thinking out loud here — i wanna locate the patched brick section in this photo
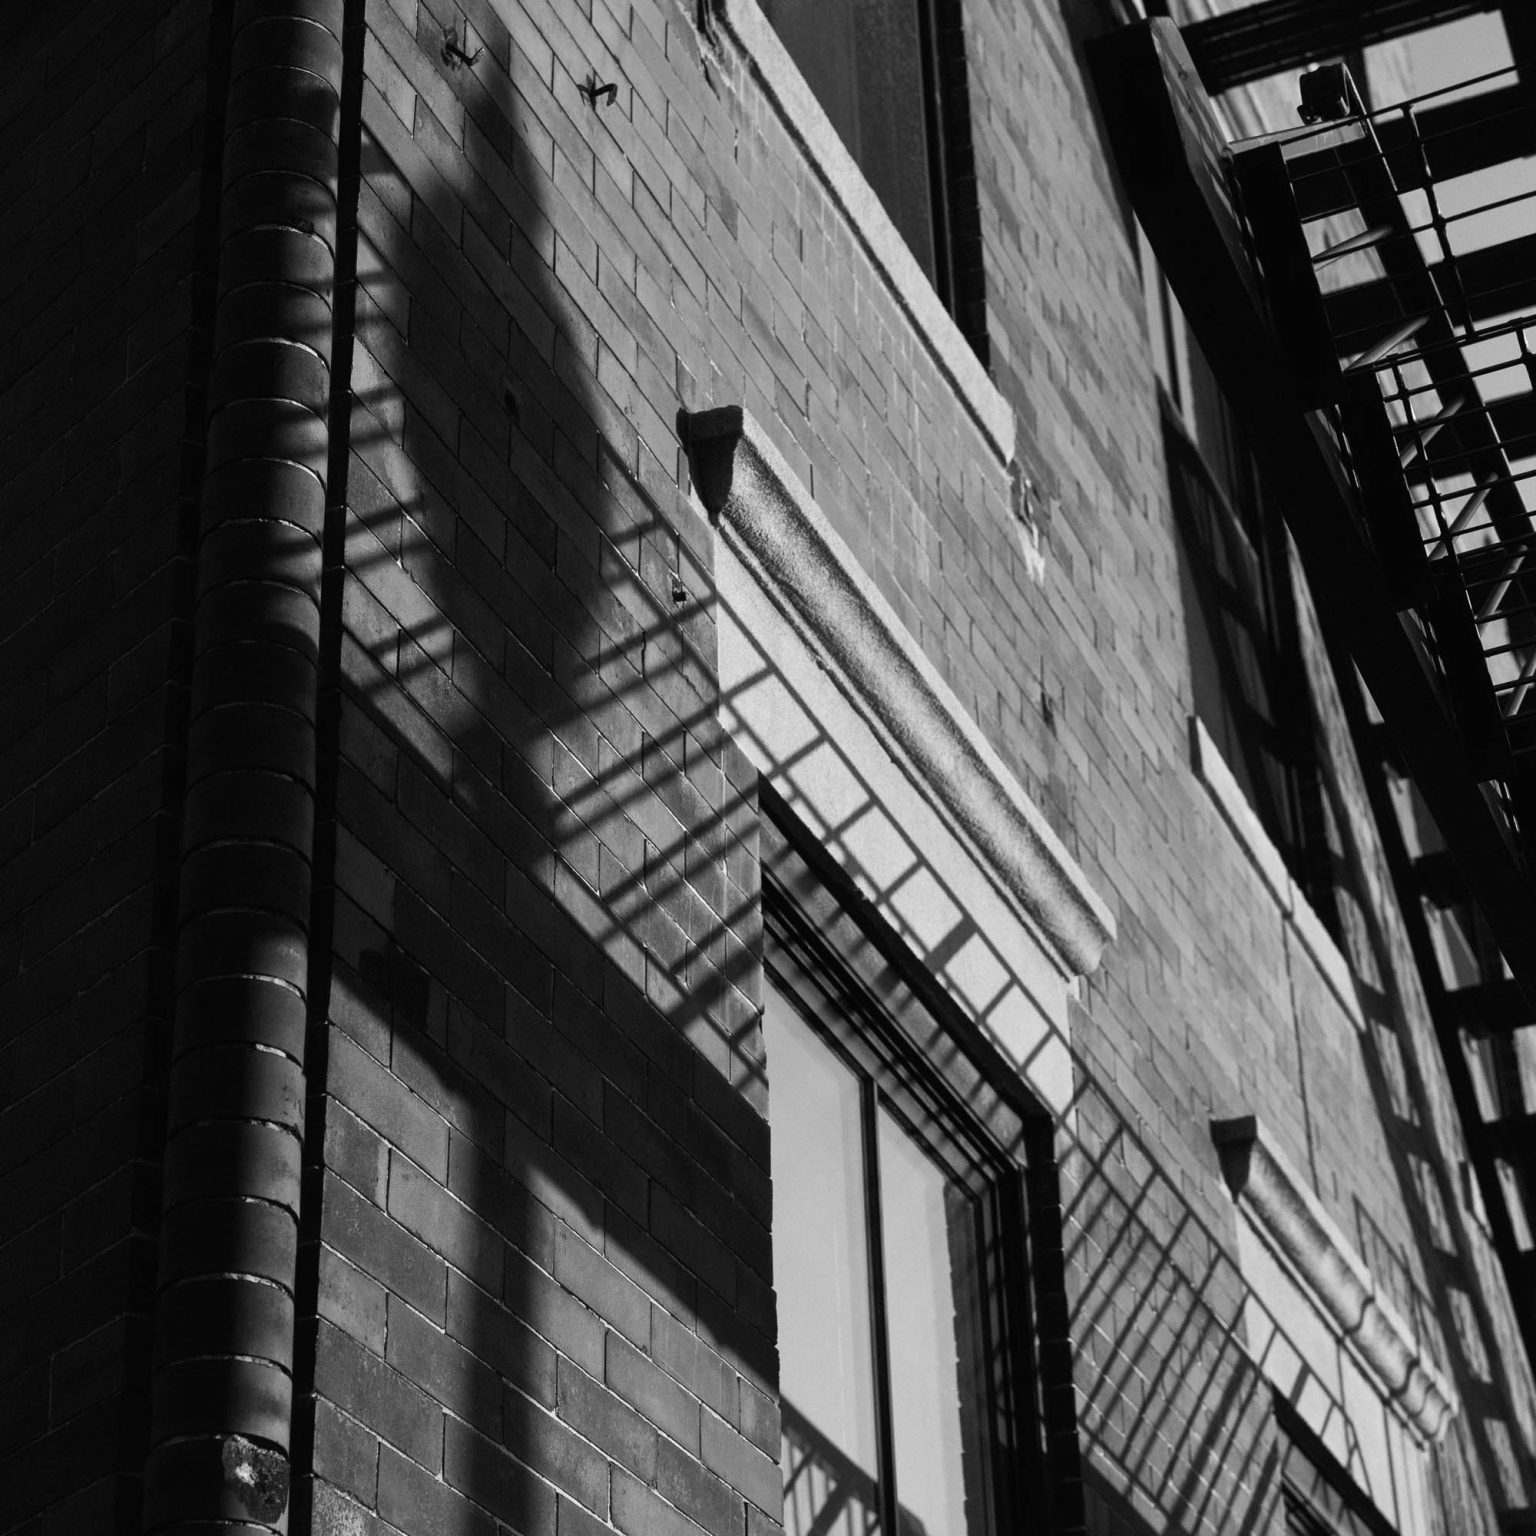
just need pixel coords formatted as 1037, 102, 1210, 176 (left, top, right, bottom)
315, 1319, 445, 1473
556, 1225, 652, 1349
0, 0, 214, 1527
558, 1355, 661, 1483
313, 1396, 381, 1508
656, 1436, 743, 1534
701, 1409, 781, 1518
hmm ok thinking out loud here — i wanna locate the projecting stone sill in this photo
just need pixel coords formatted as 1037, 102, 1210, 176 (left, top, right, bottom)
1213, 1114, 1458, 1442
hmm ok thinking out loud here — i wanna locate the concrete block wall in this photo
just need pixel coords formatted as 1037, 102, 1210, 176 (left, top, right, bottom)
0, 1, 214, 1528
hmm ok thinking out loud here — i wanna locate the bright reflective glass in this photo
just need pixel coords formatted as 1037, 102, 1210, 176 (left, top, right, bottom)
764, 980, 882, 1536
878, 1105, 975, 1536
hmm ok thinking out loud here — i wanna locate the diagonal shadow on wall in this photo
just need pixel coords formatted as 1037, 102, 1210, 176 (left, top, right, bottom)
289, 3, 781, 1533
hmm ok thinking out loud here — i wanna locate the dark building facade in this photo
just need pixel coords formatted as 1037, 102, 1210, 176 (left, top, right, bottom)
3, 1, 1536, 1534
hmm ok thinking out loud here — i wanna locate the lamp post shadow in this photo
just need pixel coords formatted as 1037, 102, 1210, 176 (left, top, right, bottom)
290, 6, 778, 1533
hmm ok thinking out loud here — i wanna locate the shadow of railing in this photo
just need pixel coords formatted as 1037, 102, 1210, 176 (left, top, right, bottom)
293, 39, 1270, 1524
1058, 1064, 1279, 1536
292, 5, 783, 1531
779, 1400, 884, 1536
292, 16, 1084, 1511
1056, 730, 1534, 1535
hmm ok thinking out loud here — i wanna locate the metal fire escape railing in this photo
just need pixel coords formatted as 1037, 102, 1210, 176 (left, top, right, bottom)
1229, 61, 1536, 1358
1235, 65, 1536, 800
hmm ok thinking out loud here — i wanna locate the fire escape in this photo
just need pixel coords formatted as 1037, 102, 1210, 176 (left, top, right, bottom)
1091, 1, 1536, 1392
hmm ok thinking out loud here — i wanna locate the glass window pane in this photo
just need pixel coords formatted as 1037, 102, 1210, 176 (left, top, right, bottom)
850, 0, 936, 277
759, 0, 861, 158
877, 1104, 985, 1536
765, 980, 882, 1536
758, 0, 937, 283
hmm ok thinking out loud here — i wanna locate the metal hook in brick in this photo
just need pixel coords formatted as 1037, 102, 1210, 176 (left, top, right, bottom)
441, 25, 482, 68
580, 72, 618, 109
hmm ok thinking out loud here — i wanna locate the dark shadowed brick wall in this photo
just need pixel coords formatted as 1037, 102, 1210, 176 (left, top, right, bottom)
0, 0, 218, 1526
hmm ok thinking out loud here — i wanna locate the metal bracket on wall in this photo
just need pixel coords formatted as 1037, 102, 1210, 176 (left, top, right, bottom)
440, 25, 482, 68
580, 72, 618, 108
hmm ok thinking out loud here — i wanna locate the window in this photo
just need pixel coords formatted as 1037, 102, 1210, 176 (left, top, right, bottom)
1165, 369, 1316, 860
759, 0, 986, 354
765, 980, 1003, 1536
1215, 1120, 1444, 1536
1141, 229, 1338, 917
1273, 1395, 1403, 1536
760, 797, 1070, 1536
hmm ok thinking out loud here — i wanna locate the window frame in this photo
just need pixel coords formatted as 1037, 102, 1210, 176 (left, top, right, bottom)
1157, 352, 1341, 924
704, 0, 1013, 463
1272, 1392, 1403, 1536
1141, 227, 1338, 913
760, 784, 1082, 1536
753, 0, 986, 360
764, 932, 1026, 1536
913, 0, 988, 352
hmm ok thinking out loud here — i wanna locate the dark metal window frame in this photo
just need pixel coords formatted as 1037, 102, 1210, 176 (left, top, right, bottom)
742, 0, 989, 364
1272, 1390, 1402, 1536
921, 0, 988, 361
1161, 383, 1340, 925
760, 783, 1082, 1536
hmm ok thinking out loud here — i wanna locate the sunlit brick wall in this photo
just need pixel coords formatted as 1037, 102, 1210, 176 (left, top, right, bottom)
297, 0, 1529, 1531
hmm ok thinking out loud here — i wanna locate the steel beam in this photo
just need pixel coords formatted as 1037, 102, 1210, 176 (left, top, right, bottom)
1182, 0, 1496, 94
1444, 977, 1535, 1033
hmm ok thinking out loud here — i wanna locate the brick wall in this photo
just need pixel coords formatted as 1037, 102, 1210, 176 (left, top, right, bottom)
1, 0, 1531, 1532
295, 0, 1531, 1527
0, 1, 215, 1528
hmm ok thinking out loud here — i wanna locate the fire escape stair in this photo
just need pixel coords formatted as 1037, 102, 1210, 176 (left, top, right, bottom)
1180, 0, 1534, 95
1442, 977, 1532, 1035
1230, 76, 1536, 808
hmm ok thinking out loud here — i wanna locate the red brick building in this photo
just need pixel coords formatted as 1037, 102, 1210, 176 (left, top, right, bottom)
3, 0, 1536, 1533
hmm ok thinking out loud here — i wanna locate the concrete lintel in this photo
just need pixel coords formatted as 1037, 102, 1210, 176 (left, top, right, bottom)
1213, 1114, 1459, 1441
684, 405, 1116, 977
